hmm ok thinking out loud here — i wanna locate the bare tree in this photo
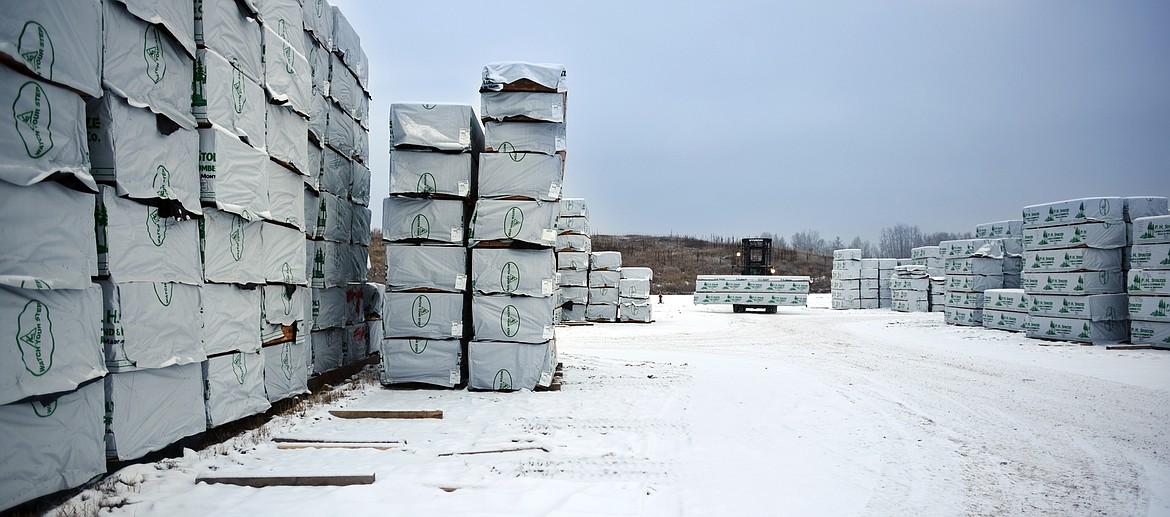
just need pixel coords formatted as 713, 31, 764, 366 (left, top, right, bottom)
791, 229, 826, 253
879, 223, 923, 258
830, 236, 845, 251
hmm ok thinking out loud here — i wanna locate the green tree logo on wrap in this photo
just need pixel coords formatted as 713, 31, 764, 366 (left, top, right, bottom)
501, 261, 520, 293
229, 216, 245, 261
280, 342, 293, 380
231, 61, 246, 114
282, 262, 295, 285
154, 282, 174, 306
232, 352, 247, 384
31, 398, 57, 418
499, 141, 523, 162
417, 173, 437, 194
503, 207, 524, 239
501, 304, 520, 337
493, 369, 513, 390
1077, 322, 1092, 340
278, 19, 294, 74
316, 197, 328, 235
12, 81, 53, 159
16, 299, 54, 376
421, 104, 436, 110
143, 25, 167, 84
313, 247, 325, 283
315, 0, 324, 17
411, 214, 430, 239
18, 21, 54, 78
153, 165, 172, 199
409, 338, 428, 354
146, 206, 170, 246
411, 295, 431, 328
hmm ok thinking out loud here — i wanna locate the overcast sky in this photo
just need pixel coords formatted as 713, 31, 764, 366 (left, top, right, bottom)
330, 0, 1169, 245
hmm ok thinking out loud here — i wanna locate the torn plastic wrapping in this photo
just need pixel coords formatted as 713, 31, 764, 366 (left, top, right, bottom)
0, 181, 97, 290
98, 186, 201, 285
481, 62, 566, 93
100, 281, 203, 373
87, 94, 200, 214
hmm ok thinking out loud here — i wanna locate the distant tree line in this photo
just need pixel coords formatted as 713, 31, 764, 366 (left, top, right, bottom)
763, 224, 971, 260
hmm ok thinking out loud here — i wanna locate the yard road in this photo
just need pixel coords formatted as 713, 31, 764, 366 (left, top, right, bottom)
560, 295, 1170, 516
60, 295, 1170, 517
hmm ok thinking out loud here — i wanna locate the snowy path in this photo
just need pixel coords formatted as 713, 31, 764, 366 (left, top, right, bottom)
64, 295, 1170, 516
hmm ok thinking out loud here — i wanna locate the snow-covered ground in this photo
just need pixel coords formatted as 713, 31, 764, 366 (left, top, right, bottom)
57, 295, 1170, 516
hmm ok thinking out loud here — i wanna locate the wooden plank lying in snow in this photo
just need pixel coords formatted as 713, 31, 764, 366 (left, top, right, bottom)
273, 437, 404, 444
329, 410, 443, 419
1105, 344, 1170, 351
438, 446, 548, 457
276, 444, 398, 450
196, 474, 375, 487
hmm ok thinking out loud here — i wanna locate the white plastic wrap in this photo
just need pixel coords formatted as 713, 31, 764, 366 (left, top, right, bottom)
380, 338, 461, 388
351, 160, 371, 207
481, 62, 566, 93
382, 292, 464, 340
310, 287, 346, 330
320, 145, 352, 196
468, 340, 550, 391
471, 248, 556, 297
262, 222, 307, 285
193, 49, 266, 150
261, 24, 310, 116
557, 251, 589, 271
0, 181, 97, 290
1027, 316, 1128, 344
585, 303, 618, 322
1128, 269, 1170, 296
1132, 216, 1170, 245
1022, 197, 1125, 228
0, 284, 104, 406
559, 198, 588, 218
481, 91, 566, 123
199, 126, 269, 219
619, 300, 653, 323
266, 160, 306, 230
0, 380, 105, 512
1021, 223, 1127, 251
302, 0, 334, 48
193, 0, 263, 83
262, 340, 309, 401
329, 6, 360, 69
590, 251, 622, 271
266, 103, 309, 175
201, 208, 265, 284
1021, 270, 1126, 295
102, 1, 195, 128
101, 281, 203, 373
389, 103, 482, 152
382, 196, 465, 244
201, 283, 261, 355
555, 234, 592, 253
483, 121, 565, 155
558, 269, 588, 287
588, 286, 619, 305
351, 203, 372, 245
115, 0, 196, 57
1129, 244, 1170, 270
1030, 293, 1128, 321
104, 363, 206, 461
203, 350, 270, 427
1021, 248, 1123, 273
385, 245, 467, 293
389, 150, 472, 198
88, 95, 200, 213
1123, 197, 1169, 222
477, 151, 564, 201
98, 186, 201, 285
324, 100, 355, 158
328, 53, 360, 119
0, 0, 102, 97
556, 216, 589, 235
310, 328, 344, 374
589, 270, 620, 289
0, 64, 93, 190
469, 199, 557, 247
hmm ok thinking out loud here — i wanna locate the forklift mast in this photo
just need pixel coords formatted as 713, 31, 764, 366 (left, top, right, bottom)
740, 238, 772, 276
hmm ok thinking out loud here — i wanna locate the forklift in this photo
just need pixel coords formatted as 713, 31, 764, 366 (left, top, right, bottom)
733, 238, 777, 314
